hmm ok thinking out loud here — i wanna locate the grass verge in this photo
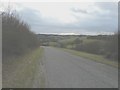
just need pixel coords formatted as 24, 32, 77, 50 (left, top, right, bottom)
60, 48, 118, 68
3, 47, 44, 88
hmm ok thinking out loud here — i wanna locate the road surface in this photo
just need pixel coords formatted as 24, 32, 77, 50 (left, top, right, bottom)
43, 47, 118, 88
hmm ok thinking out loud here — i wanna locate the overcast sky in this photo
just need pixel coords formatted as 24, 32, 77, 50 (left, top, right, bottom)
1, 1, 118, 35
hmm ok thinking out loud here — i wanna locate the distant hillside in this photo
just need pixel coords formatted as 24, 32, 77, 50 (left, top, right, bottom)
37, 34, 118, 61
37, 34, 83, 45
37, 34, 114, 43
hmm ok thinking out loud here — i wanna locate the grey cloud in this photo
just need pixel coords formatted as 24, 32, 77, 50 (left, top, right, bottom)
71, 8, 88, 14
96, 2, 118, 17
70, 2, 117, 32
18, 2, 117, 34
96, 2, 117, 11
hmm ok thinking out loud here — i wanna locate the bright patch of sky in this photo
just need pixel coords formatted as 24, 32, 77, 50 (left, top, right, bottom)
0, 0, 118, 35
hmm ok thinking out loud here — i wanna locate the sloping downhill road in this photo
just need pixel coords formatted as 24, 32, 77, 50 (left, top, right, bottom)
43, 47, 118, 88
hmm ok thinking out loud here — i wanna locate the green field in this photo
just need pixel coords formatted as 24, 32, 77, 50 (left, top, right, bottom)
61, 48, 118, 68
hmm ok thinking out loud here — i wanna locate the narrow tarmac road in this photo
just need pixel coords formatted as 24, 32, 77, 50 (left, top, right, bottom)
43, 47, 118, 88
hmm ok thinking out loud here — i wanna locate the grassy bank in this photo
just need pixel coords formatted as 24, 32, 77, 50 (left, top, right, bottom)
3, 47, 44, 88
61, 48, 118, 68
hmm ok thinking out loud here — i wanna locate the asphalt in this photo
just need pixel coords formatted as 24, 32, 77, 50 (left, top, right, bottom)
43, 47, 118, 88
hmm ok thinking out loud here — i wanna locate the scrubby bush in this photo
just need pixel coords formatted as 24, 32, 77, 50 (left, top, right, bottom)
74, 41, 102, 54
104, 34, 118, 60
74, 34, 118, 61
2, 11, 40, 59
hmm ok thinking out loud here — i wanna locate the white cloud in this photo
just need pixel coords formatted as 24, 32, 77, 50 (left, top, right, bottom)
5, 2, 114, 24
1, 1, 118, 35
15, 2, 96, 24
1, 0, 119, 2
